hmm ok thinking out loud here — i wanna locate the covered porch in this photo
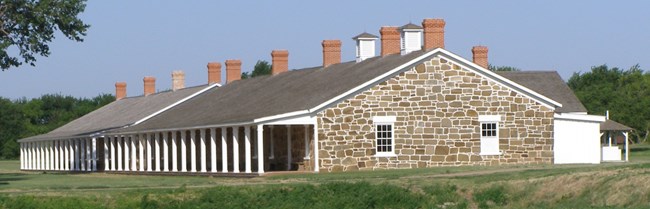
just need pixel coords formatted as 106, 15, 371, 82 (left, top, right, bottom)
600, 119, 633, 162
98, 118, 320, 176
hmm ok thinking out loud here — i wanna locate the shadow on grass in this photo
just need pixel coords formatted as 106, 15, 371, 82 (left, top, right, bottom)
0, 173, 31, 186
630, 147, 650, 152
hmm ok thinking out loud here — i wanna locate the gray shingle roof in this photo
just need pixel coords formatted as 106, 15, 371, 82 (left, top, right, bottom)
112, 50, 430, 134
497, 71, 587, 113
352, 32, 378, 39
19, 85, 209, 142
601, 119, 633, 131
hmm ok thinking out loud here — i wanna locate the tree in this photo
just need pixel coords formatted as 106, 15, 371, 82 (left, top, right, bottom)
241, 60, 272, 79
0, 0, 90, 70
488, 64, 520, 72
0, 93, 113, 159
568, 64, 650, 143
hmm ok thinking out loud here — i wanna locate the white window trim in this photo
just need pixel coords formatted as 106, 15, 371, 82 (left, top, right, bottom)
373, 116, 397, 157
479, 115, 502, 156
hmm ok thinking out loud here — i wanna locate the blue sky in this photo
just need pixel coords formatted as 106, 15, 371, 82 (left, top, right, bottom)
1, 1, 649, 99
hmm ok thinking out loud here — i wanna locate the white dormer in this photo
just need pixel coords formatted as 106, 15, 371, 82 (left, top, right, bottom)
352, 32, 378, 62
400, 23, 423, 55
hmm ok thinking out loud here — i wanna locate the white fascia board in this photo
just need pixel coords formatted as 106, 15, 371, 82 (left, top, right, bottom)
554, 113, 606, 123
264, 115, 317, 125
253, 110, 311, 124
438, 49, 562, 109
308, 48, 561, 114
106, 120, 252, 136
132, 83, 221, 126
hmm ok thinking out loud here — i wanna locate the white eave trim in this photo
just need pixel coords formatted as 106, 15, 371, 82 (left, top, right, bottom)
554, 113, 606, 123
308, 48, 561, 114
132, 83, 221, 126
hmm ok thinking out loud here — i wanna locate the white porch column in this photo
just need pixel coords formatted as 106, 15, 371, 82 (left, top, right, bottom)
147, 133, 153, 172
80, 139, 86, 171
24, 143, 29, 170
139, 134, 145, 172
84, 138, 89, 171
200, 129, 207, 172
75, 139, 81, 171
155, 133, 161, 172
70, 139, 75, 171
244, 126, 252, 173
221, 127, 228, 173
131, 135, 137, 171
210, 128, 217, 173
110, 136, 116, 171
190, 130, 197, 172
172, 131, 178, 172
287, 125, 292, 171
60, 140, 65, 171
181, 131, 187, 172
92, 138, 97, 171
624, 132, 629, 162
65, 140, 70, 171
103, 137, 109, 171
257, 124, 264, 174
31, 142, 36, 170
20, 143, 24, 170
304, 125, 310, 160
232, 127, 240, 173
45, 141, 51, 170
124, 136, 130, 171
269, 126, 275, 159
117, 136, 122, 171
34, 141, 43, 170
53, 140, 58, 170
163, 132, 169, 172
313, 124, 319, 172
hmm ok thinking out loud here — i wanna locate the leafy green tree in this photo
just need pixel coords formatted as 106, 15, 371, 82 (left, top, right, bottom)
488, 64, 520, 72
568, 64, 650, 142
0, 94, 113, 159
241, 60, 272, 79
0, 0, 90, 70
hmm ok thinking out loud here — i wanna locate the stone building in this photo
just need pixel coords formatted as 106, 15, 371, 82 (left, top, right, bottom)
17, 18, 622, 175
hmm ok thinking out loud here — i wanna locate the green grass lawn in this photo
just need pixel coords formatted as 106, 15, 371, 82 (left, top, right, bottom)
1, 144, 650, 208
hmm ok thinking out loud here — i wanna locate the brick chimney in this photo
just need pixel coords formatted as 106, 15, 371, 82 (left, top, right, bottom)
225, 60, 241, 84
172, 71, 185, 91
380, 26, 400, 56
271, 50, 289, 75
422, 19, 446, 50
143, 76, 156, 96
115, 82, 126, 101
472, 46, 489, 69
207, 62, 221, 84
322, 40, 341, 68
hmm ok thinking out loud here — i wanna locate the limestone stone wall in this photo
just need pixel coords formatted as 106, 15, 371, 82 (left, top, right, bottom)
315, 56, 555, 172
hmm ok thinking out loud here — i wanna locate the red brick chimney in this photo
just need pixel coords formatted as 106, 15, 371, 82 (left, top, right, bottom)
322, 40, 341, 68
422, 19, 446, 50
207, 62, 221, 84
172, 71, 185, 91
472, 46, 489, 69
271, 50, 289, 75
380, 26, 400, 56
143, 76, 156, 96
115, 82, 126, 101
225, 60, 241, 84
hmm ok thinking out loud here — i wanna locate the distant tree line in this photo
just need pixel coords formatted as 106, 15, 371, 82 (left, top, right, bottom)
0, 94, 113, 159
568, 64, 650, 142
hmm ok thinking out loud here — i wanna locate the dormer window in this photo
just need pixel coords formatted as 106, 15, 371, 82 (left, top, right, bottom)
352, 32, 378, 62
399, 23, 423, 55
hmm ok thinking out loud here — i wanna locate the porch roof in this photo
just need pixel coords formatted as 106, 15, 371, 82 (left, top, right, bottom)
601, 119, 633, 131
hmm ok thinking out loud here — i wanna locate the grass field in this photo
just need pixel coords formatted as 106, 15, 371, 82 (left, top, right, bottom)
1, 144, 650, 208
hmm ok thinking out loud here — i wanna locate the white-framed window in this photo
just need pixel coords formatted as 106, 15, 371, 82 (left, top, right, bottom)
479, 115, 501, 155
373, 116, 397, 157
